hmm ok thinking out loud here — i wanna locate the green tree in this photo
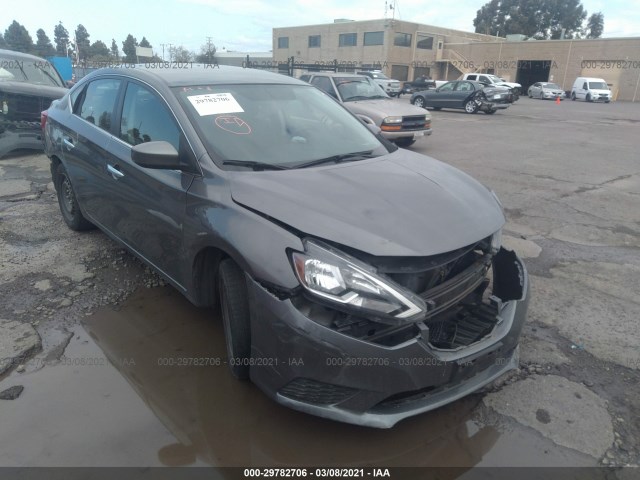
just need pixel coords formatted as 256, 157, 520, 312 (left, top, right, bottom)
4, 20, 34, 53
74, 24, 90, 60
473, 0, 588, 39
0, 32, 6, 48
35, 29, 56, 57
53, 22, 69, 56
139, 36, 151, 48
169, 45, 193, 62
586, 12, 604, 38
88, 40, 110, 60
195, 42, 217, 64
110, 39, 119, 59
122, 34, 138, 63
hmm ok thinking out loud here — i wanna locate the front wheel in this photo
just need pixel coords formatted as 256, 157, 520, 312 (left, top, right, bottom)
394, 137, 416, 148
571, 92, 576, 101
412, 96, 426, 108
218, 259, 251, 380
586, 94, 592, 102
485, 108, 496, 114
432, 107, 442, 111
54, 163, 94, 231
539, 92, 545, 100
464, 99, 479, 114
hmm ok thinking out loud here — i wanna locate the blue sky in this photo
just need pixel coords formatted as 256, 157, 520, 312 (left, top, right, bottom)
5, 0, 639, 55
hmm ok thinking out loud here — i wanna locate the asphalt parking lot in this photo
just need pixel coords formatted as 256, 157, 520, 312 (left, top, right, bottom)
0, 96, 638, 471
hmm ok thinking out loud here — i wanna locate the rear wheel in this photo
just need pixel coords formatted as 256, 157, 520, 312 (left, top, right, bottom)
218, 259, 251, 380
571, 92, 576, 101
394, 137, 416, 148
485, 108, 496, 114
464, 99, 479, 114
412, 96, 426, 108
54, 163, 94, 231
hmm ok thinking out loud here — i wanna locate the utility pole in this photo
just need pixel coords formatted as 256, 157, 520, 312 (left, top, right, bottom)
205, 36, 214, 64
160, 43, 173, 61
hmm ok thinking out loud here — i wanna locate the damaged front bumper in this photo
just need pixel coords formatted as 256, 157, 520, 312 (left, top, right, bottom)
246, 247, 529, 428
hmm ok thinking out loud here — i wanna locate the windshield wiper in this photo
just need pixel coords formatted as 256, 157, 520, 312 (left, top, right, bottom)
223, 160, 290, 171
294, 151, 376, 169
35, 65, 62, 87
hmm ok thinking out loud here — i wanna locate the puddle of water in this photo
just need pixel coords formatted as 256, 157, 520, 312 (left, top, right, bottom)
1, 286, 596, 468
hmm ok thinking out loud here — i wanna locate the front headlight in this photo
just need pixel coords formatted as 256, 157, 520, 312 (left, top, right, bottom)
382, 116, 403, 124
490, 229, 502, 254
290, 239, 426, 324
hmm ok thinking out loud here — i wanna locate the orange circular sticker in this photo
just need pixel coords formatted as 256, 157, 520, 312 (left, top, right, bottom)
215, 115, 252, 135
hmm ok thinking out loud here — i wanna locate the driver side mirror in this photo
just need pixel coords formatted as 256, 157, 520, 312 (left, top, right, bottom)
131, 141, 182, 170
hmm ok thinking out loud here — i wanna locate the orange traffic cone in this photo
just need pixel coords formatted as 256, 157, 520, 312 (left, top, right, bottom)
555, 96, 561, 105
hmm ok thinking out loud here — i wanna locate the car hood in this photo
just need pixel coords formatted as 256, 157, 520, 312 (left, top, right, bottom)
496, 81, 521, 89
229, 150, 505, 257
343, 99, 429, 123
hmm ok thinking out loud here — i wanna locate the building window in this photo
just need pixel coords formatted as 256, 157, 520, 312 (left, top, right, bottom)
278, 37, 289, 49
339, 33, 357, 47
308, 35, 321, 48
417, 34, 434, 50
394, 32, 412, 47
363, 31, 384, 46
391, 65, 409, 81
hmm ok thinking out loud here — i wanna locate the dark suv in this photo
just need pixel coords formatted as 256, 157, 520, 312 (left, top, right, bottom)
0, 49, 67, 157
43, 66, 529, 428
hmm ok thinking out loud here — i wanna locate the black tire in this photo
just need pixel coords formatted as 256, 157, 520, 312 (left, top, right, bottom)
412, 96, 426, 108
539, 92, 544, 100
528, 91, 533, 98
605, 100, 610, 103
394, 137, 416, 148
586, 93, 592, 102
432, 107, 442, 111
571, 92, 576, 101
464, 99, 479, 114
485, 108, 496, 114
54, 163, 94, 231
218, 259, 251, 380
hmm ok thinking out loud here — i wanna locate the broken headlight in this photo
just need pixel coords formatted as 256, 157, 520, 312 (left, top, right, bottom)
291, 239, 426, 324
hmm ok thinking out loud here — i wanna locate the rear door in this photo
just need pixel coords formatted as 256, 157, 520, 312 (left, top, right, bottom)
96, 80, 198, 287
57, 77, 123, 219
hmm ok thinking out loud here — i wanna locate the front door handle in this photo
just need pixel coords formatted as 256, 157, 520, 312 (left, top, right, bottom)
107, 164, 124, 180
63, 137, 75, 150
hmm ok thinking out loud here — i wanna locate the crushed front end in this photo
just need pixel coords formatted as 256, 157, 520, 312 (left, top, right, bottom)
247, 235, 529, 428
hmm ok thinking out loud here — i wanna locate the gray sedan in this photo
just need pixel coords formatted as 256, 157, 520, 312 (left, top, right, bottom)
43, 66, 528, 428
528, 82, 566, 100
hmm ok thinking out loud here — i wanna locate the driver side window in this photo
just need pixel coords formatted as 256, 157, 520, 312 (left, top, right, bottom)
439, 83, 455, 91
311, 76, 338, 99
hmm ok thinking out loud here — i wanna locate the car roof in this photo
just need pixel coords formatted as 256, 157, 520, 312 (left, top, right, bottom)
0, 48, 52, 62
82, 65, 307, 87
309, 72, 367, 79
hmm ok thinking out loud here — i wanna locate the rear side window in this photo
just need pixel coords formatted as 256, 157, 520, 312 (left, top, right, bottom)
75, 79, 121, 132
119, 82, 180, 151
310, 76, 338, 99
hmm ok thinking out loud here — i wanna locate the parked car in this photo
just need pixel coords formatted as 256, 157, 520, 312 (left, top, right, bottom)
356, 70, 402, 97
527, 82, 566, 100
44, 66, 529, 428
410, 80, 512, 114
0, 49, 67, 157
400, 75, 436, 95
461, 73, 521, 99
301, 72, 431, 147
571, 77, 611, 102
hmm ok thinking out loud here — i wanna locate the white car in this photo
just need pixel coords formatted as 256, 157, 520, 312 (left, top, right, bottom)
357, 71, 402, 97
528, 82, 566, 100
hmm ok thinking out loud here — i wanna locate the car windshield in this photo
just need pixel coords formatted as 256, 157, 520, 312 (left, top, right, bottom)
335, 77, 387, 101
589, 82, 608, 89
174, 84, 387, 169
542, 83, 562, 89
487, 75, 502, 83
0, 56, 64, 87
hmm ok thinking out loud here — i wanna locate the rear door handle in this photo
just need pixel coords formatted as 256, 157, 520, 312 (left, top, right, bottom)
107, 164, 125, 179
63, 137, 75, 150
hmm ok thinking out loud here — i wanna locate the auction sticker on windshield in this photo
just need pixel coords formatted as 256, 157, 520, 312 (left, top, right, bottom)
187, 93, 244, 116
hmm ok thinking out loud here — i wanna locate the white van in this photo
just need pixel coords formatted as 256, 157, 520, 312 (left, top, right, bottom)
571, 77, 612, 102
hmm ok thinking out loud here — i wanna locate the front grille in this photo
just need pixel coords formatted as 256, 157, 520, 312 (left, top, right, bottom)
279, 378, 358, 405
401, 115, 427, 131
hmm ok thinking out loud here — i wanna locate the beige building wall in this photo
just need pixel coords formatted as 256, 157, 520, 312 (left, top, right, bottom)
273, 20, 640, 101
